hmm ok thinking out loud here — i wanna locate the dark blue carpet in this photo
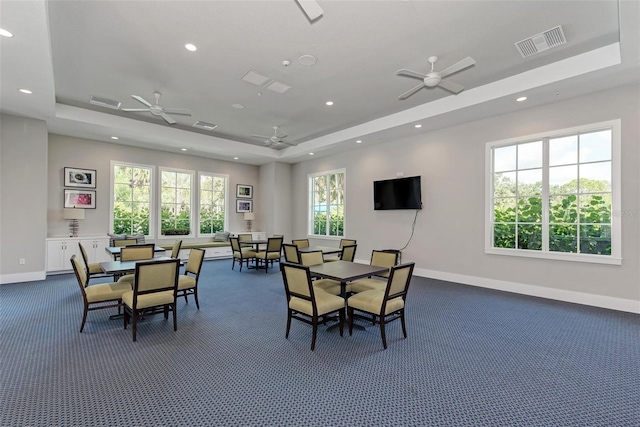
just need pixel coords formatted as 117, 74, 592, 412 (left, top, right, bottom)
1, 259, 638, 426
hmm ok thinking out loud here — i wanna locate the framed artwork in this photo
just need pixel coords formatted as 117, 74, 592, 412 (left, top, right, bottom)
64, 189, 96, 209
236, 184, 253, 199
236, 199, 253, 213
64, 167, 97, 188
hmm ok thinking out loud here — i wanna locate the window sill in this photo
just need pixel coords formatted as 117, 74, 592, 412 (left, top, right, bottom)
485, 248, 622, 265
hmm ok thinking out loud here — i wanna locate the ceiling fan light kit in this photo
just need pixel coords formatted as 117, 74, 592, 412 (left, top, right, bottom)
121, 92, 192, 125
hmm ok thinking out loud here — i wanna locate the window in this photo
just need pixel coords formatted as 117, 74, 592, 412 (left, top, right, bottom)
111, 162, 153, 236
159, 168, 193, 236
486, 120, 620, 264
199, 172, 228, 235
309, 169, 345, 237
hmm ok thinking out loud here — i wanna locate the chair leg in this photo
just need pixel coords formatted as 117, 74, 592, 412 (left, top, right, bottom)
132, 311, 137, 342
164, 305, 169, 320
339, 308, 345, 337
380, 320, 387, 350
80, 305, 88, 333
183, 292, 188, 303
311, 319, 318, 351
172, 303, 177, 332
232, 257, 236, 270
348, 307, 354, 335
285, 310, 292, 338
193, 288, 200, 310
400, 311, 407, 338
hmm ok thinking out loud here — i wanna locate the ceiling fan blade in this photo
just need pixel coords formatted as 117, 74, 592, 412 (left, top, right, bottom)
131, 95, 153, 107
251, 134, 272, 139
160, 113, 177, 125
121, 108, 151, 112
398, 83, 425, 100
438, 57, 475, 79
397, 69, 427, 80
438, 79, 465, 94
278, 132, 288, 139
163, 108, 191, 116
296, 0, 323, 21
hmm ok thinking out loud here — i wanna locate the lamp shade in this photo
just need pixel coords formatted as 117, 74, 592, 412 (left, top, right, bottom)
63, 208, 85, 220
244, 212, 255, 220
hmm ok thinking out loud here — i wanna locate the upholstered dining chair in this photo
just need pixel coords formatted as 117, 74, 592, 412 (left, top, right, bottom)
347, 262, 415, 350
170, 239, 183, 259
78, 242, 112, 283
230, 237, 257, 271
280, 262, 346, 351
116, 244, 156, 286
325, 244, 357, 263
292, 239, 310, 249
122, 258, 180, 342
177, 248, 205, 309
299, 250, 341, 296
282, 244, 300, 264
349, 250, 399, 293
255, 237, 284, 273
71, 255, 131, 333
339, 239, 357, 248
113, 238, 138, 247
237, 233, 255, 252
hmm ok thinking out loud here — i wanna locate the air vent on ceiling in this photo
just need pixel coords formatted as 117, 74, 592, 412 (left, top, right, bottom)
241, 70, 270, 86
89, 95, 121, 109
265, 80, 292, 94
515, 25, 566, 58
193, 121, 217, 131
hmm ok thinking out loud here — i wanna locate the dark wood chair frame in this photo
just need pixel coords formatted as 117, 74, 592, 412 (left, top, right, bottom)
339, 244, 357, 262
177, 248, 205, 309
280, 262, 345, 351
255, 237, 284, 273
230, 237, 256, 272
170, 239, 183, 259
348, 262, 415, 350
282, 243, 301, 264
78, 242, 113, 283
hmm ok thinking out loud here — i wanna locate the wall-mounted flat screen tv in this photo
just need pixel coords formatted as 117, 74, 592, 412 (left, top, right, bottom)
373, 176, 422, 210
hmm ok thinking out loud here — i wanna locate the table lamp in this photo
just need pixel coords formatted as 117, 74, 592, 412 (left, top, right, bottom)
244, 212, 255, 232
63, 207, 85, 237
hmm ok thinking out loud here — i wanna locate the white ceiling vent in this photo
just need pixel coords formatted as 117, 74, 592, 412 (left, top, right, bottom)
241, 70, 270, 86
89, 95, 121, 109
515, 25, 566, 58
193, 121, 217, 130
265, 80, 292, 94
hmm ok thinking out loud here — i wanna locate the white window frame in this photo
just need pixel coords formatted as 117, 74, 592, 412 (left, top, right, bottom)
485, 119, 621, 265
197, 172, 229, 237
308, 168, 346, 239
110, 160, 155, 238
158, 166, 195, 240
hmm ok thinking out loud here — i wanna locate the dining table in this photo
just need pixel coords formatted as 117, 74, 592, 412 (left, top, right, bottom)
104, 244, 167, 260
308, 260, 388, 331
100, 256, 176, 276
297, 245, 342, 256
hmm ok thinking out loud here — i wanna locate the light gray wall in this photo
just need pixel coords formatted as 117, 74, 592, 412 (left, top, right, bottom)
290, 84, 640, 304
48, 134, 260, 241
258, 162, 292, 239
0, 114, 48, 278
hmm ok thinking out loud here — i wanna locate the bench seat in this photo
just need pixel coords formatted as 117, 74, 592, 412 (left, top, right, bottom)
159, 241, 231, 250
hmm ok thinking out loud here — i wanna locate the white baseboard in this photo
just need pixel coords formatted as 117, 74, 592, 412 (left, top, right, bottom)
413, 267, 640, 314
1, 271, 47, 285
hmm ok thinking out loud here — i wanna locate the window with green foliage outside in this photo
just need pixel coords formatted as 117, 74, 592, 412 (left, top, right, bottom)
112, 163, 152, 235
490, 124, 616, 259
309, 170, 345, 237
199, 173, 227, 234
160, 169, 192, 236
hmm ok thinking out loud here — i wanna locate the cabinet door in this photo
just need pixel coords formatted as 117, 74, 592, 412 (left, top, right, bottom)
81, 238, 111, 263
46, 240, 67, 272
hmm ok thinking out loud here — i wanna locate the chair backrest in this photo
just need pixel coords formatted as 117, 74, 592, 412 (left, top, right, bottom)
281, 262, 313, 301
266, 236, 283, 252
384, 263, 415, 301
185, 248, 205, 277
229, 236, 242, 253
132, 259, 180, 304
299, 250, 324, 266
238, 234, 252, 242
282, 244, 300, 264
114, 238, 138, 247
78, 242, 90, 272
340, 244, 357, 262
120, 244, 155, 262
292, 239, 310, 249
370, 250, 399, 269
70, 255, 88, 290
171, 240, 183, 259
339, 239, 357, 248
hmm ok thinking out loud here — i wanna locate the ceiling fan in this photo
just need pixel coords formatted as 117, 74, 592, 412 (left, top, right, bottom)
251, 126, 297, 147
295, 0, 323, 21
121, 92, 191, 125
397, 56, 475, 100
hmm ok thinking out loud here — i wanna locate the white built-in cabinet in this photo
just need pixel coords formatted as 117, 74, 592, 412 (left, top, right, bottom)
231, 231, 267, 240
46, 236, 111, 273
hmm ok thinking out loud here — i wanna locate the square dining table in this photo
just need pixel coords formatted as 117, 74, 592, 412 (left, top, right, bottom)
100, 256, 176, 275
297, 245, 342, 256
105, 245, 167, 260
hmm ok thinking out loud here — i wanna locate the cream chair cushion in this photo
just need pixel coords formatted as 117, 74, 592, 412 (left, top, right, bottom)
349, 278, 387, 293
289, 290, 344, 316
312, 278, 341, 296
88, 263, 103, 275
121, 290, 174, 309
347, 290, 404, 315
84, 282, 132, 303
117, 274, 135, 285
178, 275, 196, 290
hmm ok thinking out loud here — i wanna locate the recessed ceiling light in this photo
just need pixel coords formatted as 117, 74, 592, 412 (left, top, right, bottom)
181, 148, 187, 151
325, 101, 334, 106
0, 28, 14, 38
516, 96, 528, 102
19, 89, 32, 94
110, 136, 119, 140
233, 157, 239, 160
356, 140, 362, 143
414, 124, 422, 128
232, 104, 244, 109
185, 43, 197, 51
309, 152, 315, 155
298, 54, 317, 66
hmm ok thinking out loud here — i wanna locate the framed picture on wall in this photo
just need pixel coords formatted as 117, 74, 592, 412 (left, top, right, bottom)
236, 199, 253, 213
236, 184, 253, 199
64, 189, 96, 209
64, 167, 97, 188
